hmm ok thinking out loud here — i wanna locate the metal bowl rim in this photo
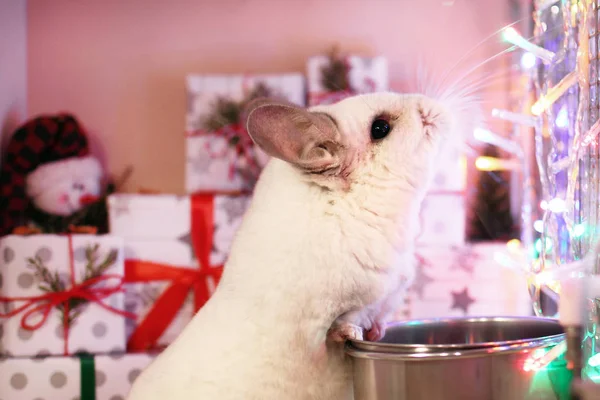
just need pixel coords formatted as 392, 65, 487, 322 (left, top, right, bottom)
345, 333, 565, 361
349, 316, 563, 353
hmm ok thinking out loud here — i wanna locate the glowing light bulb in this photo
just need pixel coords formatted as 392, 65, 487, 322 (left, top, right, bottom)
491, 109, 537, 127
523, 341, 566, 372
548, 198, 566, 213
520, 52, 537, 69
531, 71, 578, 116
555, 106, 569, 128
540, 200, 548, 210
473, 128, 524, 157
533, 220, 544, 233
534, 238, 553, 254
588, 353, 600, 367
531, 102, 545, 116
502, 27, 555, 64
475, 156, 520, 171
573, 224, 586, 237
537, 0, 559, 13
535, 239, 543, 253
506, 238, 521, 252
475, 156, 494, 170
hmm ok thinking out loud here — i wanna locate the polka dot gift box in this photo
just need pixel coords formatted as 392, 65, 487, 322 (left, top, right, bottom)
0, 234, 128, 357
107, 193, 251, 351
0, 352, 156, 400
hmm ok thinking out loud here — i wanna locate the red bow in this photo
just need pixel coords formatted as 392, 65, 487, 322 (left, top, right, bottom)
186, 123, 259, 182
0, 235, 134, 355
124, 193, 224, 351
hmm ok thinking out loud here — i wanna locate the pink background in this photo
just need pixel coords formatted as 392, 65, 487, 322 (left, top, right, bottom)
2, 0, 516, 193
0, 0, 27, 158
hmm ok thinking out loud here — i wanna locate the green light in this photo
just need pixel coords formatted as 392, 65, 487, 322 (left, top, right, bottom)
589, 353, 600, 367
535, 238, 553, 254
573, 224, 586, 238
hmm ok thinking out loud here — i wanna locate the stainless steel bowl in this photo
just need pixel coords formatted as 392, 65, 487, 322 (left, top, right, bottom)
346, 316, 569, 400
351, 316, 565, 354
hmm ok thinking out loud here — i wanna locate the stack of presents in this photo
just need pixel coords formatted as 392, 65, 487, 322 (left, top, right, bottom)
0, 50, 531, 399
395, 125, 533, 321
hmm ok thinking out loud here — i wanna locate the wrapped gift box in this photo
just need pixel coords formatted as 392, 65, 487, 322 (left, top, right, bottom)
107, 193, 249, 250
185, 73, 306, 192
394, 243, 532, 320
0, 352, 156, 400
429, 146, 467, 192
0, 234, 127, 357
122, 239, 201, 348
307, 54, 388, 106
417, 192, 466, 245
107, 193, 251, 350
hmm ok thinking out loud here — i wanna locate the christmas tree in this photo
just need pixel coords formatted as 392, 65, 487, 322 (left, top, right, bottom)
468, 144, 519, 241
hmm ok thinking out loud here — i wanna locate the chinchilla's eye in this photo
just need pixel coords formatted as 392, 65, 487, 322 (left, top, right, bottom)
370, 119, 390, 140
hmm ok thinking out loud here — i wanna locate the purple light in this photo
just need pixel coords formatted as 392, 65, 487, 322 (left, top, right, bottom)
555, 106, 569, 128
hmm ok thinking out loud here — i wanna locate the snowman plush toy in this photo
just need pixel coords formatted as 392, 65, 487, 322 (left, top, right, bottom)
0, 113, 105, 236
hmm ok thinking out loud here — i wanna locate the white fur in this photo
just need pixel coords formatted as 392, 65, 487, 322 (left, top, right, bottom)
127, 93, 461, 400
25, 155, 103, 216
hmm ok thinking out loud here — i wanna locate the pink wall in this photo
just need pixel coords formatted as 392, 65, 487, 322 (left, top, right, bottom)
0, 0, 27, 164
27, 0, 513, 194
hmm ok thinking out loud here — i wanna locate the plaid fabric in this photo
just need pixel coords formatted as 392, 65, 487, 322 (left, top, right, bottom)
0, 114, 90, 236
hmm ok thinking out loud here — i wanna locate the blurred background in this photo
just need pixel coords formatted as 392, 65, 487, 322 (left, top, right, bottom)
1, 0, 518, 192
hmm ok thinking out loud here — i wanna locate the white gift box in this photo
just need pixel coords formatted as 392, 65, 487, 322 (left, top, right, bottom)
0, 234, 126, 357
107, 193, 250, 255
108, 193, 250, 349
307, 55, 388, 106
185, 73, 306, 192
417, 193, 466, 245
0, 352, 156, 400
429, 145, 467, 192
122, 239, 213, 348
394, 243, 532, 320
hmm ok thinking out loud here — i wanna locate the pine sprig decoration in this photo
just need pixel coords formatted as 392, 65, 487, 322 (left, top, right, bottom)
26, 244, 119, 326
200, 82, 275, 132
202, 98, 240, 131
320, 46, 351, 92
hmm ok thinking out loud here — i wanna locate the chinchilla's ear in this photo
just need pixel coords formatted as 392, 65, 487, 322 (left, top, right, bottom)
245, 97, 344, 175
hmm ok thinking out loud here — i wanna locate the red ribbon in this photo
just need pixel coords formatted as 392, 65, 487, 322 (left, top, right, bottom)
0, 235, 134, 355
187, 123, 260, 182
124, 193, 224, 351
185, 77, 272, 183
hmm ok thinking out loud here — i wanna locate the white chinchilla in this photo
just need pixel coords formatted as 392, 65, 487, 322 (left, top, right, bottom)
127, 91, 471, 400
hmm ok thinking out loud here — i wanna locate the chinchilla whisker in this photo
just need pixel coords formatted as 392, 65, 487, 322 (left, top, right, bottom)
438, 17, 526, 88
